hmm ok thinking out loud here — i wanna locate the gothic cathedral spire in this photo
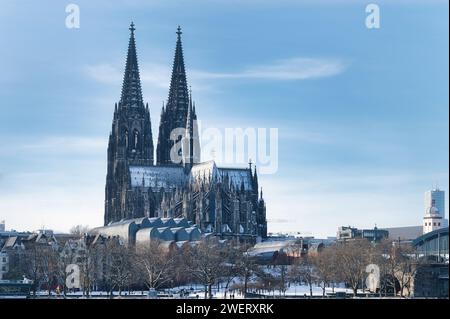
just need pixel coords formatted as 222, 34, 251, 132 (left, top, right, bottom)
183, 88, 201, 170
105, 22, 154, 225
167, 26, 189, 116
157, 26, 193, 165
120, 22, 144, 108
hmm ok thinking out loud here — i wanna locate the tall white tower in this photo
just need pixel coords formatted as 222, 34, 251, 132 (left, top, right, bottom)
425, 188, 445, 219
423, 188, 447, 234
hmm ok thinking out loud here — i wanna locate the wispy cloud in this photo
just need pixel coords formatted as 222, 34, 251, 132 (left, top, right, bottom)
83, 62, 176, 88
141, 64, 171, 89
83, 64, 122, 85
27, 136, 106, 151
4, 136, 107, 156
192, 57, 346, 81
84, 56, 347, 88
83, 63, 182, 96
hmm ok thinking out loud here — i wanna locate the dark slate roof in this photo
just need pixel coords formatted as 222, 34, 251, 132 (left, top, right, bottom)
129, 160, 253, 191
218, 167, 253, 191
129, 165, 186, 189
189, 161, 254, 191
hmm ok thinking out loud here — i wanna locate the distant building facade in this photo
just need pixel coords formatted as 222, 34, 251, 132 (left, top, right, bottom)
0, 251, 8, 280
246, 240, 301, 264
337, 226, 388, 242
0, 229, 59, 283
247, 237, 328, 264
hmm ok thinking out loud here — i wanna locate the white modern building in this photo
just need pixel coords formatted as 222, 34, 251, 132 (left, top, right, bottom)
423, 188, 448, 234
425, 188, 445, 219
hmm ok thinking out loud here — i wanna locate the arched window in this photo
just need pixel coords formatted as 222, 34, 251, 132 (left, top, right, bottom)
123, 129, 129, 148
133, 129, 139, 150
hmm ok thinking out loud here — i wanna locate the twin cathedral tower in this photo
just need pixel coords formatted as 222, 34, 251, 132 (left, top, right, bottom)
104, 23, 267, 240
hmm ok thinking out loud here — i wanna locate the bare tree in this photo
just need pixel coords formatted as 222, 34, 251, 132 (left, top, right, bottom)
289, 255, 317, 297
256, 269, 278, 297
374, 240, 426, 297
22, 246, 41, 296
134, 241, 175, 290
57, 239, 84, 296
223, 245, 258, 298
387, 243, 421, 297
335, 239, 372, 296
70, 225, 91, 236
237, 257, 258, 297
20, 242, 59, 296
37, 246, 60, 296
274, 264, 289, 296
219, 243, 240, 298
374, 240, 397, 296
171, 245, 192, 287
78, 240, 99, 297
185, 239, 224, 299
103, 240, 134, 297
314, 248, 339, 297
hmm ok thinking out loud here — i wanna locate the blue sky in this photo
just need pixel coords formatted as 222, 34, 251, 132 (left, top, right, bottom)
0, 0, 448, 237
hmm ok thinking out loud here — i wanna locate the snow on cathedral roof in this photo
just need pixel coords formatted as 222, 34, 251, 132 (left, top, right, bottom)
190, 160, 219, 182
218, 167, 253, 191
190, 161, 253, 191
129, 160, 253, 191
129, 165, 186, 189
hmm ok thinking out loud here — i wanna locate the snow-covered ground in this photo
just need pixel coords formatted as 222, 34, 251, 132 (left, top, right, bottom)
261, 283, 355, 297
32, 282, 358, 299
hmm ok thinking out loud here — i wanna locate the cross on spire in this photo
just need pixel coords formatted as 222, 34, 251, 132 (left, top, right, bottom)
176, 25, 182, 39
129, 21, 135, 33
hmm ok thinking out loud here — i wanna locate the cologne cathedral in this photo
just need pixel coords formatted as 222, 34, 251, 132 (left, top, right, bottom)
104, 23, 267, 240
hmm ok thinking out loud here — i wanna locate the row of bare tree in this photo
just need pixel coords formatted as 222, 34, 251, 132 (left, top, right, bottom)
6, 238, 248, 298
286, 239, 421, 297
4, 237, 422, 298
